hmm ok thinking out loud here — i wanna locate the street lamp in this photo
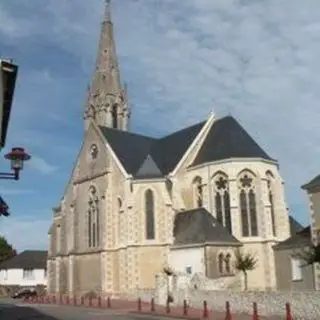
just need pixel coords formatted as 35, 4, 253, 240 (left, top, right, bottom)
0, 147, 31, 180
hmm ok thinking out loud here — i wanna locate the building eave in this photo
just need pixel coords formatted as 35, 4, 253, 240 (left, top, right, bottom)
0, 59, 18, 149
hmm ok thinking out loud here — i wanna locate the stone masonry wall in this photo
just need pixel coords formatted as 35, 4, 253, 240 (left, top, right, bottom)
134, 288, 320, 320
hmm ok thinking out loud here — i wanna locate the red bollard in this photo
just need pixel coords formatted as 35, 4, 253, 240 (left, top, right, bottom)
73, 295, 76, 306
285, 302, 293, 320
137, 298, 142, 311
59, 294, 63, 304
98, 296, 102, 308
88, 296, 92, 307
166, 299, 170, 314
252, 302, 259, 320
183, 299, 188, 316
81, 296, 84, 305
225, 301, 232, 320
66, 295, 70, 305
107, 296, 111, 308
203, 300, 208, 318
151, 298, 155, 312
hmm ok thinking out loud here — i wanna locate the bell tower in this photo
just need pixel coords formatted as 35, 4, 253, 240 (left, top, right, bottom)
84, 0, 130, 131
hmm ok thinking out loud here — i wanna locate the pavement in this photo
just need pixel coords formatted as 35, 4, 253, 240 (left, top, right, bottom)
0, 299, 169, 320
0, 298, 284, 320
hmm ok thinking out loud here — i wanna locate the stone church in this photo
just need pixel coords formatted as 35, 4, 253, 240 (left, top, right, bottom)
47, 1, 294, 296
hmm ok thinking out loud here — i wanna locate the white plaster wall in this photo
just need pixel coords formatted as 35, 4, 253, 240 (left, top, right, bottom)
0, 268, 47, 286
169, 247, 205, 274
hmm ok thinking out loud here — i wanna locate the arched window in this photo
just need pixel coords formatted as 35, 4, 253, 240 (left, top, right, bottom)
213, 173, 232, 233
112, 105, 118, 129
145, 189, 155, 239
193, 177, 203, 208
218, 253, 224, 274
88, 186, 100, 248
266, 171, 276, 236
238, 171, 258, 237
225, 253, 231, 273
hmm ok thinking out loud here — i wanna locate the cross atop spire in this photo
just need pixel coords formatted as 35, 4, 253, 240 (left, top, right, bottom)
104, 0, 112, 23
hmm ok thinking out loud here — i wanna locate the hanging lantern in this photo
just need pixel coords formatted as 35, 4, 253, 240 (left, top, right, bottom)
4, 147, 31, 180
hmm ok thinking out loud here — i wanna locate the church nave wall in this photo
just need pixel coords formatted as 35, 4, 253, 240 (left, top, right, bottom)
74, 253, 101, 295
136, 245, 168, 289
176, 160, 290, 242
132, 181, 173, 245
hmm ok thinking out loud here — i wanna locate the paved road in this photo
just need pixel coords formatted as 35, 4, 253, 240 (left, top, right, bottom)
0, 300, 169, 320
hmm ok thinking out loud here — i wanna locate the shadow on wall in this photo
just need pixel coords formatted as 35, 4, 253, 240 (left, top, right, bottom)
0, 305, 59, 320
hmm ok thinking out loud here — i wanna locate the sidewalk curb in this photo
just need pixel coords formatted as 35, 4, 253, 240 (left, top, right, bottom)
130, 311, 203, 320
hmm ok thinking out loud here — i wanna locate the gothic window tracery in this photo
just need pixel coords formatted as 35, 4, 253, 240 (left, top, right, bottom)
266, 171, 276, 236
88, 186, 100, 248
192, 177, 203, 208
145, 189, 155, 240
217, 252, 233, 275
213, 173, 232, 233
238, 171, 258, 237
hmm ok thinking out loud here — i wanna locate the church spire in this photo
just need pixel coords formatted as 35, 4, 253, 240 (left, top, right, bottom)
84, 0, 130, 132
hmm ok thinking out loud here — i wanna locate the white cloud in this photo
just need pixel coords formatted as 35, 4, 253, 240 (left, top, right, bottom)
0, 217, 50, 252
28, 155, 57, 175
1, 0, 319, 223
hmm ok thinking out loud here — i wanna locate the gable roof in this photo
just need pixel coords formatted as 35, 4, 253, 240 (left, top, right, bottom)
289, 215, 304, 235
273, 226, 311, 250
99, 126, 155, 175
173, 207, 241, 246
301, 174, 320, 191
0, 250, 47, 270
135, 154, 163, 179
192, 116, 274, 166
99, 115, 275, 179
99, 121, 205, 178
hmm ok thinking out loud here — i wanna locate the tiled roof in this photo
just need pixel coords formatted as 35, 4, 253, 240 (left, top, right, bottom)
99, 116, 273, 178
289, 215, 304, 235
273, 226, 311, 250
301, 174, 320, 190
192, 116, 274, 166
0, 250, 47, 270
99, 121, 205, 177
173, 207, 241, 246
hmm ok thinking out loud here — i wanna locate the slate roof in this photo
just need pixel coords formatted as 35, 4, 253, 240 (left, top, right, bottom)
289, 216, 304, 235
192, 116, 274, 166
301, 174, 320, 190
173, 207, 241, 246
99, 121, 205, 177
0, 250, 47, 270
273, 226, 311, 250
99, 116, 274, 178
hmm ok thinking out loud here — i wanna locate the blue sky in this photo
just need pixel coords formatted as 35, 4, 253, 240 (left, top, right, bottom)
0, 0, 319, 251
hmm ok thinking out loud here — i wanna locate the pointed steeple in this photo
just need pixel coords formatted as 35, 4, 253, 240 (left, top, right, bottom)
84, 0, 130, 131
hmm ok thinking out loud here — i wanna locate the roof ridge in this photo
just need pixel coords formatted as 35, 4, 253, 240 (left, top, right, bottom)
158, 120, 206, 140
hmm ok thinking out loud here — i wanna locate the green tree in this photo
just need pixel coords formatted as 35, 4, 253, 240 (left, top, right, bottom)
234, 248, 258, 291
0, 236, 16, 263
300, 244, 320, 266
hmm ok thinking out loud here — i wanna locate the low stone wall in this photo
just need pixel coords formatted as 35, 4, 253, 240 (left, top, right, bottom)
172, 290, 320, 320
132, 286, 320, 319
